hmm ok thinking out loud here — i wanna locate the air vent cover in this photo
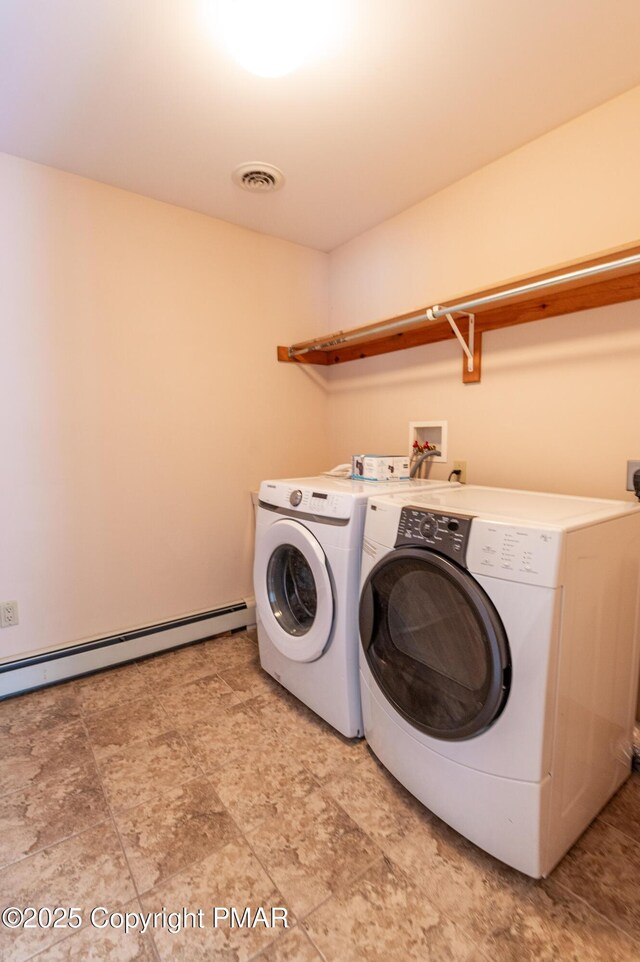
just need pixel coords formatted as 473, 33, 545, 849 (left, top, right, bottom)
232, 162, 285, 192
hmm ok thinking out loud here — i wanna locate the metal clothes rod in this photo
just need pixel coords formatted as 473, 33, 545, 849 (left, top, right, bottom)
428, 252, 640, 317
287, 252, 640, 358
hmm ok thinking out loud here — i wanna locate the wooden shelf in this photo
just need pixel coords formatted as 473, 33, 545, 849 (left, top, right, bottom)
277, 243, 640, 382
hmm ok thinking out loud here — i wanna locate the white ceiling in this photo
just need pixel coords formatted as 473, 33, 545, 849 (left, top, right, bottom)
2, 1, 640, 252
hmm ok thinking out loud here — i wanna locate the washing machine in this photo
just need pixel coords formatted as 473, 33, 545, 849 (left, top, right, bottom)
253, 476, 457, 738
359, 484, 640, 876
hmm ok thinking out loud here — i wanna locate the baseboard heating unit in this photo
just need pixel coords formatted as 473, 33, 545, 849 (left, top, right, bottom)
0, 597, 256, 700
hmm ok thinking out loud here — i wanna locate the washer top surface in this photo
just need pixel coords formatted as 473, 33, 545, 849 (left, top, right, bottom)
369, 484, 640, 530
261, 475, 452, 500
259, 476, 455, 521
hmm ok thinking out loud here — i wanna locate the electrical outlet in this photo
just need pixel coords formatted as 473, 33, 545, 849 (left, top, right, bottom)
626, 460, 640, 492
0, 601, 19, 628
453, 460, 467, 484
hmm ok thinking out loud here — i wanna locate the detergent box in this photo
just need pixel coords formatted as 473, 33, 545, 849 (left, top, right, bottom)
351, 455, 410, 481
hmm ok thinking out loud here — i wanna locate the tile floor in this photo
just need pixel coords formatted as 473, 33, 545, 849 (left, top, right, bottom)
1, 629, 639, 962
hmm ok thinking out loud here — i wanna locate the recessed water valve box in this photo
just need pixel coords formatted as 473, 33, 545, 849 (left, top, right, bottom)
409, 421, 447, 463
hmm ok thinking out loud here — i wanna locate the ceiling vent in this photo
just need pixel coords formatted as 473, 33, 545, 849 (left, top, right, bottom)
232, 162, 285, 193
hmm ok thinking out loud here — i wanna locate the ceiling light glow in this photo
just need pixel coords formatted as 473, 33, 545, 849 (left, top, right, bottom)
214, 0, 347, 78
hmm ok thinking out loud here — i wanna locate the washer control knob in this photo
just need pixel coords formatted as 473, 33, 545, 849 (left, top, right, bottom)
420, 514, 437, 538
289, 489, 303, 507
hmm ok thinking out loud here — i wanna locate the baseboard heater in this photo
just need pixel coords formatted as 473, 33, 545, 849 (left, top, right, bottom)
0, 597, 256, 700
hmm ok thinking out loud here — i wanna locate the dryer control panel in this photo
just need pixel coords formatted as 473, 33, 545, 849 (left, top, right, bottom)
259, 481, 354, 522
466, 520, 562, 588
395, 506, 473, 564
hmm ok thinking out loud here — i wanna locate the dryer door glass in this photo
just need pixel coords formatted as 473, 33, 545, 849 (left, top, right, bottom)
267, 544, 317, 636
254, 518, 334, 663
360, 549, 510, 740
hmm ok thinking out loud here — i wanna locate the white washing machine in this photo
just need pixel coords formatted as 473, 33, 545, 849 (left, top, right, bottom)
359, 485, 640, 876
253, 476, 457, 737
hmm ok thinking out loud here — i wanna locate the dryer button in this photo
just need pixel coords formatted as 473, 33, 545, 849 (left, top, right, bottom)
289, 490, 303, 507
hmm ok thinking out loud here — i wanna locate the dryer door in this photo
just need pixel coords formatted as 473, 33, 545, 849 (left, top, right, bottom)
255, 519, 334, 662
360, 548, 510, 740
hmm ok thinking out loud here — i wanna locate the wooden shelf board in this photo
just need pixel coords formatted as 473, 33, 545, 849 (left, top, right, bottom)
277, 243, 640, 371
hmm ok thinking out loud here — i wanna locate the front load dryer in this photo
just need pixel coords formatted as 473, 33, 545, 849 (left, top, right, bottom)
253, 476, 457, 737
358, 485, 640, 876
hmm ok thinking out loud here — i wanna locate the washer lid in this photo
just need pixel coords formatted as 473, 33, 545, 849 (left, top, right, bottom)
254, 518, 334, 663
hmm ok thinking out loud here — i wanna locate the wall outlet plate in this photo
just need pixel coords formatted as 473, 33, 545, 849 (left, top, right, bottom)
453, 460, 467, 484
626, 460, 640, 492
0, 601, 19, 628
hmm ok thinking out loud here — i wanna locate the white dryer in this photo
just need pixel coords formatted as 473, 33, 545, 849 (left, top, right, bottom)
253, 476, 457, 737
359, 485, 640, 876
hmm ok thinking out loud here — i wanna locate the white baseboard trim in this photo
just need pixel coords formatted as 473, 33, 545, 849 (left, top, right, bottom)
0, 597, 257, 700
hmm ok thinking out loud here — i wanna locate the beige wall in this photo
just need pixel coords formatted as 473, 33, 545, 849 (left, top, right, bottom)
0, 152, 330, 662
329, 84, 640, 331
326, 84, 640, 501
324, 301, 640, 497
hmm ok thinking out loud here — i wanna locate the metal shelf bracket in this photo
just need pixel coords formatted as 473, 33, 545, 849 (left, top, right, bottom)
427, 307, 476, 373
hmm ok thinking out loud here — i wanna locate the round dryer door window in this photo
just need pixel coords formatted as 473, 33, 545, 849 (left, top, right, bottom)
255, 519, 334, 662
267, 544, 317, 635
360, 548, 511, 740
